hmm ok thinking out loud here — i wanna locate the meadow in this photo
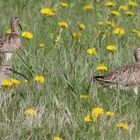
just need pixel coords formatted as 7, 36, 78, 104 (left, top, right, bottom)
0, 0, 140, 139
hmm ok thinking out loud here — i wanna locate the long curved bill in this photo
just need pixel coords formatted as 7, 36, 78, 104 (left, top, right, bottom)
19, 23, 22, 31
10, 69, 28, 81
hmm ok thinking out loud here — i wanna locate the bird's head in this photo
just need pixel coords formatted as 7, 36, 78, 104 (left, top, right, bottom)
0, 65, 13, 74
10, 16, 22, 33
0, 65, 28, 80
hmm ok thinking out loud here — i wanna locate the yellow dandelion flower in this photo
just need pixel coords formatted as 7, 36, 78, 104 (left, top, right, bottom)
51, 8, 58, 13
106, 44, 117, 52
98, 21, 105, 26
39, 43, 45, 48
86, 48, 97, 55
106, 111, 115, 117
2, 79, 13, 87
58, 21, 68, 29
137, 32, 140, 37
132, 29, 139, 34
83, 4, 93, 11
80, 95, 90, 99
24, 108, 37, 117
111, 11, 120, 16
126, 11, 134, 16
97, 64, 108, 71
40, 7, 55, 16
25, 79, 28, 83
105, 1, 115, 7
91, 107, 104, 121
54, 136, 63, 140
84, 114, 92, 122
116, 122, 129, 130
79, 23, 86, 30
113, 27, 125, 36
6, 28, 11, 34
98, 30, 109, 35
22, 31, 33, 39
34, 75, 45, 83
119, 5, 128, 11
128, 1, 137, 7
72, 32, 81, 38
105, 21, 115, 27
10, 79, 21, 85
60, 2, 69, 8
132, 29, 140, 37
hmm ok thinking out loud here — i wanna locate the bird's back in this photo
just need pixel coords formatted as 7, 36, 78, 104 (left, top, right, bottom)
0, 32, 21, 52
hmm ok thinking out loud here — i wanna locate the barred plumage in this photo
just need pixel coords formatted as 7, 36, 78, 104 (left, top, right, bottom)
0, 17, 22, 64
94, 48, 140, 94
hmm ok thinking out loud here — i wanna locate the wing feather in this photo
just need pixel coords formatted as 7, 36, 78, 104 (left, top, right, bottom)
0, 33, 21, 52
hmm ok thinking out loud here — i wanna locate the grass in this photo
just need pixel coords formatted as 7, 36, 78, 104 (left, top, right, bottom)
0, 0, 140, 139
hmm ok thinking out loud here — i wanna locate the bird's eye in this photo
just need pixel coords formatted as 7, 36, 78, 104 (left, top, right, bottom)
9, 68, 13, 71
14, 17, 19, 21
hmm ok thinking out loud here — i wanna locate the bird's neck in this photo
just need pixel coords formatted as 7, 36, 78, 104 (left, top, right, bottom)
11, 22, 19, 34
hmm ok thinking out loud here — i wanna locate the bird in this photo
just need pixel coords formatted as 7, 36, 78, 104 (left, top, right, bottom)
0, 65, 28, 85
0, 16, 22, 64
94, 48, 140, 94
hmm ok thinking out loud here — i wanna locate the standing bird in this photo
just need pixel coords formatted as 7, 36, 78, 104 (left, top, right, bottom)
0, 65, 28, 85
0, 17, 22, 64
94, 48, 140, 94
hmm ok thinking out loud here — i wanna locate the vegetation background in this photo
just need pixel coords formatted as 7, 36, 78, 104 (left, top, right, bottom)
0, 0, 140, 139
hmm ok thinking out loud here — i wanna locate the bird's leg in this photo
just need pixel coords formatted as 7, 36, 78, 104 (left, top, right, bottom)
0, 53, 4, 64
133, 86, 138, 95
4, 53, 13, 65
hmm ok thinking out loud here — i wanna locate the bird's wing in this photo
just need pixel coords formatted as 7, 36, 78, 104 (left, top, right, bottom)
0, 33, 21, 52
0, 33, 19, 45
0, 35, 6, 47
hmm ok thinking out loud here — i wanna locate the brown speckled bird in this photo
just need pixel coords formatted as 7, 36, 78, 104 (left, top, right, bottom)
0, 65, 28, 85
0, 17, 22, 64
94, 48, 140, 94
